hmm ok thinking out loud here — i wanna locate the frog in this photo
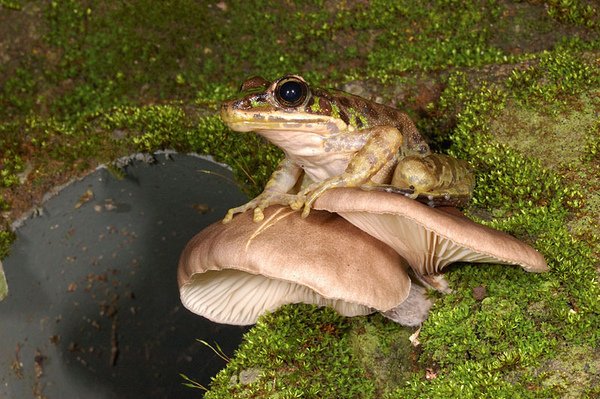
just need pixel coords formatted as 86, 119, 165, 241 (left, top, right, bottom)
220, 74, 474, 223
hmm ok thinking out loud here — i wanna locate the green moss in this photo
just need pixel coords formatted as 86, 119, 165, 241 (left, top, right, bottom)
5, 0, 591, 122
491, 98, 597, 168
348, 316, 415, 394
542, 0, 598, 28
362, 0, 509, 81
582, 119, 600, 161
100, 105, 281, 196
204, 305, 376, 399
330, 103, 341, 119
0, 229, 15, 259
506, 50, 597, 111
0, 152, 24, 188
395, 52, 599, 397
0, 0, 21, 11
0, 67, 38, 118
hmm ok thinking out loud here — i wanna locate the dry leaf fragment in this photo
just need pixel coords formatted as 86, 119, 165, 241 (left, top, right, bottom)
75, 189, 94, 209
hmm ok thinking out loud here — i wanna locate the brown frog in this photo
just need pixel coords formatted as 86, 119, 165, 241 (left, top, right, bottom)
220, 74, 474, 222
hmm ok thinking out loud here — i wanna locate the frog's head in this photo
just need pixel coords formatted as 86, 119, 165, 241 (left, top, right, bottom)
220, 74, 354, 136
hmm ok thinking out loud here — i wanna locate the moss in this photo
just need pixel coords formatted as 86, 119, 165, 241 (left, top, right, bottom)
491, 97, 597, 168
0, 0, 21, 11
506, 50, 597, 111
541, 0, 598, 28
348, 316, 415, 394
362, 0, 509, 81
6, 0, 593, 121
394, 51, 599, 397
100, 105, 282, 196
0, 229, 15, 259
204, 304, 376, 399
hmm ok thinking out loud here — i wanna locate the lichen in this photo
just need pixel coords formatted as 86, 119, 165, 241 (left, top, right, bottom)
538, 344, 600, 398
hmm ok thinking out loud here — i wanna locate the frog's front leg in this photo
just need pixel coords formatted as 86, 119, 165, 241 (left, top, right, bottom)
223, 158, 302, 223
292, 126, 403, 218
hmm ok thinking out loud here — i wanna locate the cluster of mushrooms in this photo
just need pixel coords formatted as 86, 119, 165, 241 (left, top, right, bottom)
178, 188, 547, 326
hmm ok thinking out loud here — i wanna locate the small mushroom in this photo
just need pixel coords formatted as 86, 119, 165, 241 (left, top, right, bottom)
178, 206, 416, 326
313, 188, 548, 290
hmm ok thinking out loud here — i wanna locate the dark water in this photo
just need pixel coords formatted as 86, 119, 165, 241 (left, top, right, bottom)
0, 153, 249, 399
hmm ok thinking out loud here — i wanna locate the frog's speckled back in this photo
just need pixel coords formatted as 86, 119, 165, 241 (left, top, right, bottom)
310, 86, 430, 154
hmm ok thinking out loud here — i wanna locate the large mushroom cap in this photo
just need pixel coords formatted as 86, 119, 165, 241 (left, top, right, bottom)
178, 206, 411, 325
314, 188, 548, 277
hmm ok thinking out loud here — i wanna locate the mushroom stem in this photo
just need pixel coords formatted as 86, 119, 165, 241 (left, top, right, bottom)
381, 284, 432, 326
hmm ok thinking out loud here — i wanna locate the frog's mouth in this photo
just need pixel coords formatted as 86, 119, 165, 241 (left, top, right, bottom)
220, 105, 348, 135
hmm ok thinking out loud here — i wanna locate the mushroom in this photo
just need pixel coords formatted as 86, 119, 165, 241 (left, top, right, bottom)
178, 206, 427, 326
313, 188, 548, 291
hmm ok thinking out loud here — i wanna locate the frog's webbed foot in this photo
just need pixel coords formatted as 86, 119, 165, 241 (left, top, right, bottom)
223, 192, 299, 223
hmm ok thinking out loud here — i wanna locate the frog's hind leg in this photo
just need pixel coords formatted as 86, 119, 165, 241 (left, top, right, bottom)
386, 153, 475, 207
294, 125, 404, 217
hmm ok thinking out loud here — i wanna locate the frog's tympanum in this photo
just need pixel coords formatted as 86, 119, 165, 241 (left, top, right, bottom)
220, 74, 474, 223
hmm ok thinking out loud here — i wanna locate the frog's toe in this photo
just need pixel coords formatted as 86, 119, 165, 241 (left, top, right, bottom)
290, 197, 305, 211
223, 201, 257, 223
301, 204, 312, 218
253, 207, 265, 222
404, 189, 419, 199
222, 210, 235, 224
223, 204, 248, 223
300, 192, 321, 218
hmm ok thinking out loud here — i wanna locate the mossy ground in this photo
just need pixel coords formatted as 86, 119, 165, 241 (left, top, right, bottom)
1, 1, 598, 398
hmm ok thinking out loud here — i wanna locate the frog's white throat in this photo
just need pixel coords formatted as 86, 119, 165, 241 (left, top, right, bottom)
258, 129, 359, 182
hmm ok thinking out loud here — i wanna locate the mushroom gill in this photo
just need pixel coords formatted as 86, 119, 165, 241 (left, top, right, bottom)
313, 188, 548, 287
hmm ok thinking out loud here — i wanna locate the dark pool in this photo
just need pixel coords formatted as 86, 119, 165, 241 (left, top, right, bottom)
0, 153, 248, 398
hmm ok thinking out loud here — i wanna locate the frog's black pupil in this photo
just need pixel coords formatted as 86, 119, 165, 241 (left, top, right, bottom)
279, 81, 304, 105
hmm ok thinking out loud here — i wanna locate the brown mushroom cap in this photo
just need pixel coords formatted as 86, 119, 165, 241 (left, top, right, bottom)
178, 206, 411, 325
313, 188, 548, 276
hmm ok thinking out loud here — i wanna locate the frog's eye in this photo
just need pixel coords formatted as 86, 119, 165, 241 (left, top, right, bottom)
275, 77, 308, 107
